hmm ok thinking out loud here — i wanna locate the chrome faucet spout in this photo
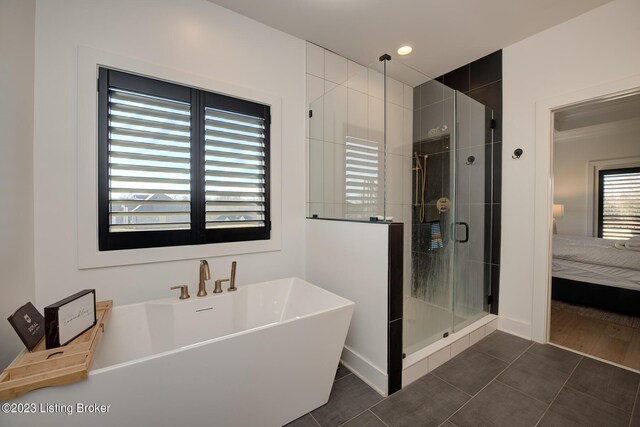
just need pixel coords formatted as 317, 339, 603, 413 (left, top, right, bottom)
198, 260, 210, 297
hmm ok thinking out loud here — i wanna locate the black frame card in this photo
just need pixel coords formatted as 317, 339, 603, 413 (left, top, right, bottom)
45, 289, 97, 349
7, 302, 45, 351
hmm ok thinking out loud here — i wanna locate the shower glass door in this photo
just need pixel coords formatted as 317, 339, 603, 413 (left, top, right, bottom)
452, 92, 493, 332
396, 63, 493, 356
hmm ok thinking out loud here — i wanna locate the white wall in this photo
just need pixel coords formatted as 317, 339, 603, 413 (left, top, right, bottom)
0, 0, 36, 370
553, 118, 640, 236
33, 1, 305, 309
501, 0, 640, 339
306, 219, 389, 395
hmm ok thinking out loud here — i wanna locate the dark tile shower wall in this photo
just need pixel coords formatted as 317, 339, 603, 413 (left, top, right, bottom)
413, 50, 502, 314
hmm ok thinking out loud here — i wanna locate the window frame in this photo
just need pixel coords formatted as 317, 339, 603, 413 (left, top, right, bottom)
97, 67, 271, 251
597, 166, 640, 239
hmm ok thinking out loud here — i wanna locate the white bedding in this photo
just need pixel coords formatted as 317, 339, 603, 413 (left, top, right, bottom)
553, 235, 640, 271
552, 235, 640, 290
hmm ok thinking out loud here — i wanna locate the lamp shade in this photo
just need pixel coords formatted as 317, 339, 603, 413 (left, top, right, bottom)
553, 204, 565, 218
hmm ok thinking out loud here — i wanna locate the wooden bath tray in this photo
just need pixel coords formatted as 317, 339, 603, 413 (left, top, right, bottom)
0, 300, 112, 401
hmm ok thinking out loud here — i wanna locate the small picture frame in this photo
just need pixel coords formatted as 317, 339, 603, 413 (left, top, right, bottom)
45, 289, 97, 349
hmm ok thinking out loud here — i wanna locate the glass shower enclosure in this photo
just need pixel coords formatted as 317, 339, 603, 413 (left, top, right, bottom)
306, 53, 494, 360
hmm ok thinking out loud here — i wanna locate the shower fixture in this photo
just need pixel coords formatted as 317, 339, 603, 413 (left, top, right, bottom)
413, 152, 429, 223
427, 124, 448, 139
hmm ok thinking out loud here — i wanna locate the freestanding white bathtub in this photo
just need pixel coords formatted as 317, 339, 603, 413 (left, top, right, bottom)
1, 277, 354, 427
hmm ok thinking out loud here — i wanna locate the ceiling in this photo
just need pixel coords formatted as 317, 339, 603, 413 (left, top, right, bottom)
554, 90, 640, 143
208, 0, 612, 79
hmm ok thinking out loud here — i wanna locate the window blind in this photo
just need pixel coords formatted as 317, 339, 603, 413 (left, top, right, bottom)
600, 168, 640, 239
107, 88, 192, 232
204, 107, 266, 230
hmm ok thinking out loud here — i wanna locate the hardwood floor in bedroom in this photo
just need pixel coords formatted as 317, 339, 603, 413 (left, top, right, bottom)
550, 300, 640, 371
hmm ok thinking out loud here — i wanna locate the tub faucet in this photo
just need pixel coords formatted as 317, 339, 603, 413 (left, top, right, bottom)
198, 260, 210, 297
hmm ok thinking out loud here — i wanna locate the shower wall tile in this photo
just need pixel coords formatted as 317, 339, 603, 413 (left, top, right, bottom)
368, 96, 384, 143
402, 156, 412, 206
469, 80, 502, 114
491, 204, 501, 266
348, 88, 368, 140
419, 79, 445, 108
323, 83, 347, 144
412, 109, 421, 143
388, 154, 404, 205
443, 64, 470, 94
368, 68, 384, 99
387, 103, 404, 155
323, 141, 335, 203
306, 42, 324, 78
470, 50, 502, 91
325, 50, 348, 85
309, 138, 324, 203
388, 77, 404, 106
404, 84, 413, 110
492, 142, 502, 203
348, 60, 368, 93
403, 109, 413, 157
490, 264, 500, 313
332, 142, 346, 204
306, 74, 324, 140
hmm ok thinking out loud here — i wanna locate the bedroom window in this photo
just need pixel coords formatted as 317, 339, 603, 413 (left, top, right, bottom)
98, 68, 271, 251
597, 167, 640, 240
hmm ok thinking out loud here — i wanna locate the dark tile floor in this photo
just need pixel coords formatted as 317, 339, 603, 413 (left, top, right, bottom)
286, 331, 640, 427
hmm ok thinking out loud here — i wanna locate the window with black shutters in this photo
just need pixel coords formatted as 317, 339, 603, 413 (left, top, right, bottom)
598, 167, 640, 240
98, 68, 270, 251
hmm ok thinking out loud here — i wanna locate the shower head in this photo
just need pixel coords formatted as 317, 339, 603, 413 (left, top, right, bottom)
427, 124, 449, 139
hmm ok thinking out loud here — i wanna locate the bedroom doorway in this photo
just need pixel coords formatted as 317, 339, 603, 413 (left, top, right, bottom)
549, 90, 640, 371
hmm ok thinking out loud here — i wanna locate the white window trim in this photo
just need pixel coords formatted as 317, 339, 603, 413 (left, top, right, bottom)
587, 157, 640, 237
77, 47, 282, 269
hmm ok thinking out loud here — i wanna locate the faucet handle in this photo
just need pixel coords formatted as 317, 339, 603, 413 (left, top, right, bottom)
170, 285, 190, 300
213, 279, 227, 294
228, 261, 237, 292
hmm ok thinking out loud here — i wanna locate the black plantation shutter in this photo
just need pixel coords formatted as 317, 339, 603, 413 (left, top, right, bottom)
599, 167, 640, 239
98, 68, 270, 251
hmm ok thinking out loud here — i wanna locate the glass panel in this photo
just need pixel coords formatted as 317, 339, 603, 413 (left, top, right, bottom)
384, 59, 458, 354
306, 57, 388, 221
452, 92, 493, 331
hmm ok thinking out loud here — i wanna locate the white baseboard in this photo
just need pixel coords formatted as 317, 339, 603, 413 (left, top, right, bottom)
498, 316, 533, 341
340, 346, 387, 397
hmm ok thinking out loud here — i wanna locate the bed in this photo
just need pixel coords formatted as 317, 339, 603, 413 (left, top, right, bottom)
552, 235, 640, 317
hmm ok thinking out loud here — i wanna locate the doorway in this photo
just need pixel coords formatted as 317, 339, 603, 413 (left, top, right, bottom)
548, 90, 640, 370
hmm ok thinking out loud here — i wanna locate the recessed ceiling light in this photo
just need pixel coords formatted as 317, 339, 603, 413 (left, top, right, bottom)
397, 46, 413, 56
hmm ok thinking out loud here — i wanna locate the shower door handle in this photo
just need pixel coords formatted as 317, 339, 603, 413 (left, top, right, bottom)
455, 222, 469, 243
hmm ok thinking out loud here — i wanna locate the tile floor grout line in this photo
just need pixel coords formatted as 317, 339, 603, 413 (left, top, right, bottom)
428, 372, 474, 398
629, 381, 640, 427
309, 412, 322, 427
494, 378, 553, 407
332, 372, 353, 383
533, 354, 583, 427
563, 382, 635, 415
438, 341, 535, 425
369, 409, 391, 427
336, 407, 375, 427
